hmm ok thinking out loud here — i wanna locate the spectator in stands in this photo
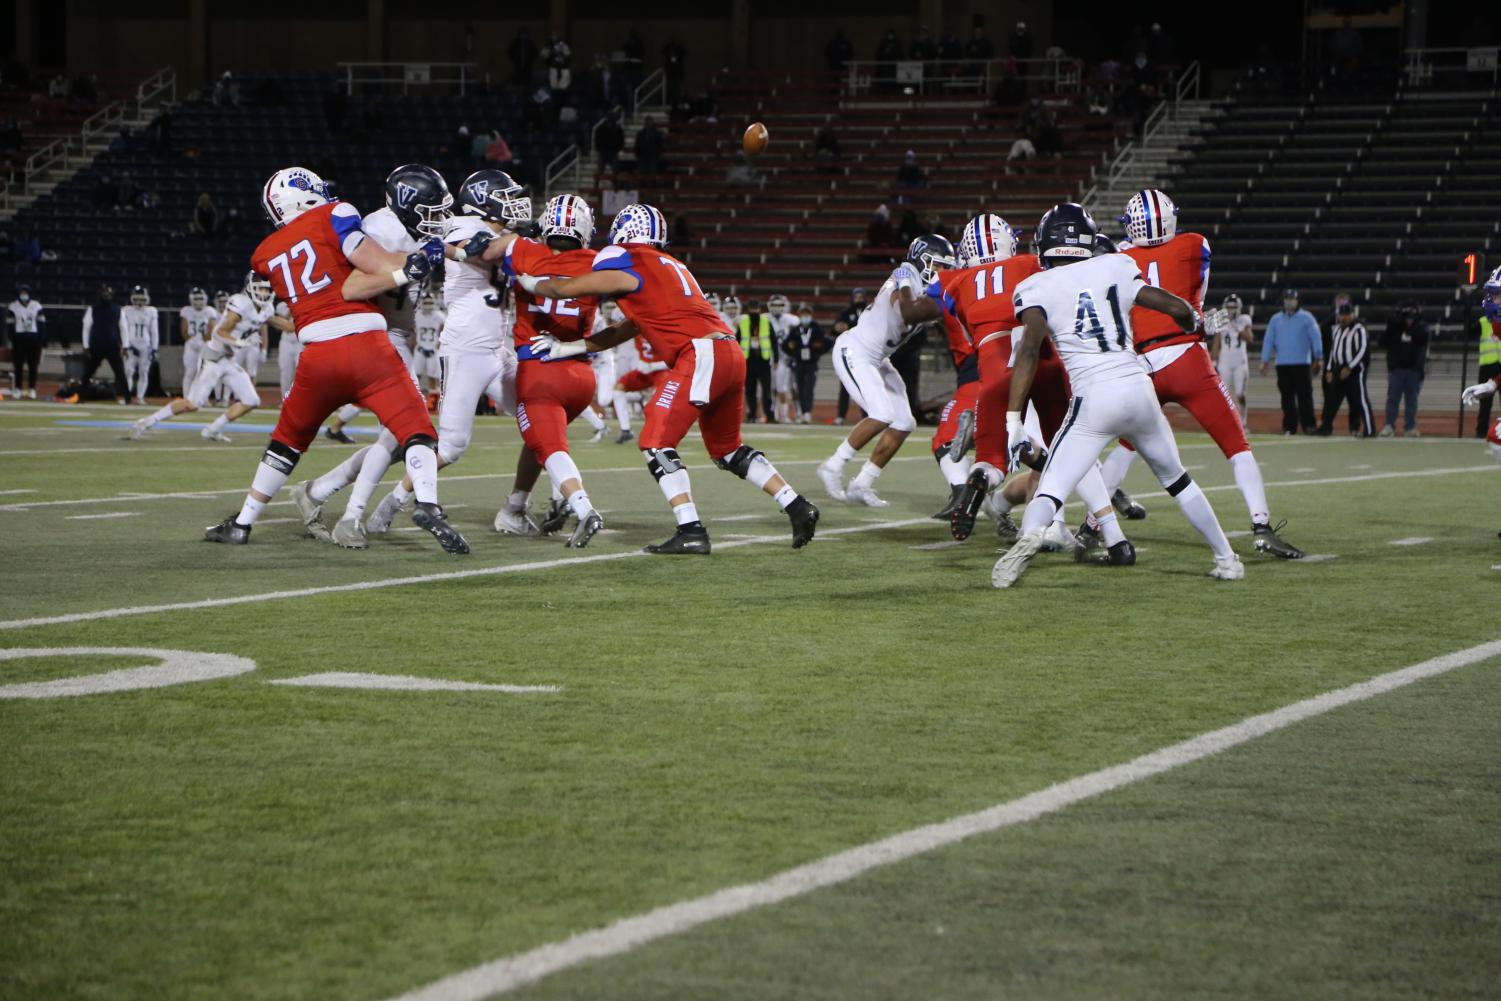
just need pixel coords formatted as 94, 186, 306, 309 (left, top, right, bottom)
965, 25, 994, 74
784, 303, 831, 423
510, 28, 539, 87
814, 126, 842, 172
524, 86, 556, 132
1330, 17, 1364, 83
1259, 289, 1323, 434
825, 29, 855, 72
865, 204, 894, 254
0, 117, 22, 153
875, 30, 903, 91
222, 203, 243, 237
663, 37, 687, 106
726, 152, 759, 186
1007, 135, 1037, 165
1022, 98, 1064, 155
323, 81, 347, 133
910, 26, 937, 62
484, 129, 515, 169
896, 208, 922, 246
939, 31, 962, 63
115, 173, 139, 212
895, 150, 926, 198
190, 192, 219, 237
80, 284, 127, 404
634, 117, 666, 174
448, 124, 471, 158
1381, 302, 1428, 437
1146, 22, 1176, 68
595, 110, 625, 173
831, 288, 868, 423
547, 38, 573, 98
211, 71, 239, 107
48, 73, 69, 98
1009, 22, 1034, 61
148, 108, 172, 154
621, 29, 646, 86
469, 127, 491, 164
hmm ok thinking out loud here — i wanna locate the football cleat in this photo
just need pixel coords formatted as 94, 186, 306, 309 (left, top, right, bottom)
203, 517, 250, 545
1252, 520, 1304, 559
991, 530, 1044, 589
816, 459, 847, 502
1210, 555, 1246, 580
946, 409, 976, 463
291, 481, 332, 542
1040, 521, 1080, 552
494, 506, 542, 536
787, 496, 820, 549
615, 428, 634, 444
331, 517, 368, 550
129, 418, 151, 440
588, 427, 606, 444
201, 428, 232, 443
366, 491, 410, 535
324, 427, 356, 444
644, 524, 711, 555
566, 510, 605, 549
846, 482, 888, 508
1111, 488, 1147, 520
1073, 519, 1103, 557
950, 467, 990, 541
931, 484, 965, 520
994, 511, 1019, 542
1080, 539, 1136, 566
412, 502, 470, 555
539, 497, 570, 534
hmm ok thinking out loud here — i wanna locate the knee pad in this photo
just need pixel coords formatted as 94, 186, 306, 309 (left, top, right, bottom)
1165, 471, 1193, 497
645, 447, 684, 481
714, 445, 765, 479
262, 439, 301, 474
401, 432, 438, 459
438, 429, 470, 466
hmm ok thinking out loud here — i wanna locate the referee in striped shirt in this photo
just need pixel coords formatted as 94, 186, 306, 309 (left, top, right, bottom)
1320, 301, 1374, 437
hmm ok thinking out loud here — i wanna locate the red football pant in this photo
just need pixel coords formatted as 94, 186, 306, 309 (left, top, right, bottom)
515, 358, 597, 463
974, 336, 1070, 471
639, 339, 745, 460
931, 380, 981, 454
272, 330, 434, 453
1146, 346, 1250, 459
616, 368, 669, 396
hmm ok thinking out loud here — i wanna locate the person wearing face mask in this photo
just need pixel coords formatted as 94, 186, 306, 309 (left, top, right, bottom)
1259, 289, 1323, 434
781, 302, 831, 424
765, 293, 799, 423
6, 285, 45, 398
79, 283, 128, 403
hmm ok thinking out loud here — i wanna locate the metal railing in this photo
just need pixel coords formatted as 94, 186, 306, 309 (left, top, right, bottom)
1174, 59, 1201, 112
844, 57, 1084, 98
633, 68, 665, 112
1403, 47, 1500, 89
544, 145, 581, 200
1080, 61, 1203, 209
337, 62, 479, 96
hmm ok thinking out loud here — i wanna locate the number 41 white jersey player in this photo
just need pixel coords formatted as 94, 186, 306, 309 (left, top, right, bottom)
992, 203, 1243, 589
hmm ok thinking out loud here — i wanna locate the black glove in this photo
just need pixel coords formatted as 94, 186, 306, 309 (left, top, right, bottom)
401, 251, 434, 284
460, 231, 493, 260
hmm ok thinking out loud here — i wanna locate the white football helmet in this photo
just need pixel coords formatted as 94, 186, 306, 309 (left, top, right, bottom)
245, 271, 274, 307
601, 300, 623, 324
721, 295, 742, 322
418, 292, 438, 311
214, 290, 229, 311
1222, 293, 1243, 316
540, 193, 595, 247
705, 292, 722, 313
608, 203, 668, 248
767, 293, 789, 316
1121, 189, 1177, 247
188, 287, 207, 309
958, 214, 1018, 266
129, 285, 150, 307
261, 167, 332, 228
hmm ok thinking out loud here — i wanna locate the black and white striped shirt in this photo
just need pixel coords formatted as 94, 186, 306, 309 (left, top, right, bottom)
1329, 322, 1368, 369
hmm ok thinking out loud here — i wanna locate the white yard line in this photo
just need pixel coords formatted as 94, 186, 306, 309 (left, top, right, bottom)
1388, 537, 1433, 547
0, 489, 36, 496
269, 672, 559, 694
64, 512, 141, 521
379, 639, 1501, 1001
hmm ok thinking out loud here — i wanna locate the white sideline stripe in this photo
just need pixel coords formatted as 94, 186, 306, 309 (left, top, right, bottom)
64, 511, 141, 521
1300, 554, 1339, 563
269, 672, 559, 693
0, 518, 932, 631
0, 489, 36, 495
911, 540, 964, 550
380, 639, 1501, 1001
1389, 537, 1433, 546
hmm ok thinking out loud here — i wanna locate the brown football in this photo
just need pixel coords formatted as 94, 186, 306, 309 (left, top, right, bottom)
742, 121, 769, 155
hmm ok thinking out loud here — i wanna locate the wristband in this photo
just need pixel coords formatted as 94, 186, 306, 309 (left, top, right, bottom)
391, 268, 410, 287
1006, 410, 1023, 425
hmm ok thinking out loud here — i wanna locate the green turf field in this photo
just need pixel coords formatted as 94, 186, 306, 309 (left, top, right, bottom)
1, 402, 1498, 1001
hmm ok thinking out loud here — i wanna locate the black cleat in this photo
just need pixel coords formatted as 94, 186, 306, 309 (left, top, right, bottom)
615, 428, 634, 445
203, 517, 251, 545
787, 496, 820, 549
995, 511, 1019, 542
1111, 488, 1147, 520
1073, 519, 1103, 557
323, 427, 356, 444
644, 524, 711, 555
946, 409, 976, 463
1102, 540, 1136, 565
931, 483, 965, 520
950, 467, 989, 541
539, 497, 570, 535
566, 510, 604, 549
1252, 519, 1304, 559
412, 502, 471, 555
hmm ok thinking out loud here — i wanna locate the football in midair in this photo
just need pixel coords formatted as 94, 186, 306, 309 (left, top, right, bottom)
742, 122, 769, 155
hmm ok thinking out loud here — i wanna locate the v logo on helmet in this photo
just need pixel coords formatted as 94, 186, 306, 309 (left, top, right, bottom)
466, 180, 490, 203
396, 182, 420, 208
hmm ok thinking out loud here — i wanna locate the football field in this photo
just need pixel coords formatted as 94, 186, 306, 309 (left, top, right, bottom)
2, 402, 1498, 1001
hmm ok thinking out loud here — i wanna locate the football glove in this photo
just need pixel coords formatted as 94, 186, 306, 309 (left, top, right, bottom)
529, 334, 587, 361
1005, 411, 1027, 472
1462, 380, 1497, 407
453, 231, 493, 262
397, 251, 434, 285
891, 261, 922, 287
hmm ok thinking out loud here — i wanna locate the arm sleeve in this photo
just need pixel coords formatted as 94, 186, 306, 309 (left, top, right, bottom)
590, 246, 642, 294
329, 202, 366, 257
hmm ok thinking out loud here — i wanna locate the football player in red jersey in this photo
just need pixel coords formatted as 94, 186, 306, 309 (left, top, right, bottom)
1100, 190, 1302, 558
508, 203, 819, 554
203, 166, 471, 554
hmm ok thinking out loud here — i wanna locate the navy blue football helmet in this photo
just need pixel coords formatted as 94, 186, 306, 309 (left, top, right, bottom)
1034, 203, 1099, 268
457, 169, 532, 228
906, 233, 957, 284
384, 164, 453, 239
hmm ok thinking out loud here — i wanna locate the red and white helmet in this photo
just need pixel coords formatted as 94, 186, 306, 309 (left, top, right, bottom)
608, 203, 668, 247
540, 193, 595, 246
958, 214, 1017, 266
1121, 189, 1178, 247
261, 167, 332, 228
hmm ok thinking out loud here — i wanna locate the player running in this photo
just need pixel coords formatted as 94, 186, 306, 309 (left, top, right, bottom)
1095, 190, 1303, 559
991, 204, 1242, 588
818, 234, 958, 507
513, 203, 819, 553
203, 165, 467, 554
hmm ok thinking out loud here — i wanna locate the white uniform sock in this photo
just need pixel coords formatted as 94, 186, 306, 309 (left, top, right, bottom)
345, 430, 398, 518
238, 459, 291, 526
405, 445, 438, 505
581, 407, 605, 432
205, 414, 230, 433
1230, 450, 1270, 526
336, 404, 361, 424
828, 440, 859, 471
1173, 480, 1234, 559
773, 484, 797, 510
672, 501, 700, 526
1100, 443, 1138, 493
565, 489, 594, 520
938, 454, 970, 487
310, 445, 370, 503
612, 390, 633, 431
1096, 510, 1125, 547
1019, 495, 1057, 535
147, 403, 174, 425
543, 452, 588, 514
505, 489, 530, 512
851, 460, 881, 489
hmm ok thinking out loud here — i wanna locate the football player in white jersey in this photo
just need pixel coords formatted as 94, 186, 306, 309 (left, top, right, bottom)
130, 274, 287, 440
119, 285, 159, 403
232, 318, 262, 383
582, 299, 623, 443
990, 204, 1242, 588
818, 234, 958, 506
178, 287, 218, 394
720, 294, 741, 331
766, 293, 799, 423
1208, 293, 1253, 421
274, 300, 299, 398
410, 291, 445, 393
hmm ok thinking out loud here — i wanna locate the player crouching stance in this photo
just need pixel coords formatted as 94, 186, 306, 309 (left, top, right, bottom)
992, 204, 1242, 588
517, 203, 818, 553
204, 166, 467, 554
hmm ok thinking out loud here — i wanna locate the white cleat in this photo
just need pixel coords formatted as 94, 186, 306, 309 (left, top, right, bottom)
816, 460, 847, 502
291, 481, 333, 543
331, 517, 368, 549
494, 505, 542, 536
365, 491, 409, 535
992, 530, 1044, 589
129, 418, 151, 440
1040, 521, 1080, 552
845, 482, 889, 508
1210, 555, 1246, 581
200, 428, 231, 443
588, 427, 606, 444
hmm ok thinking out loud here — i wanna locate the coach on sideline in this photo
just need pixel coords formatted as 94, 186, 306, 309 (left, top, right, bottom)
1260, 289, 1323, 435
